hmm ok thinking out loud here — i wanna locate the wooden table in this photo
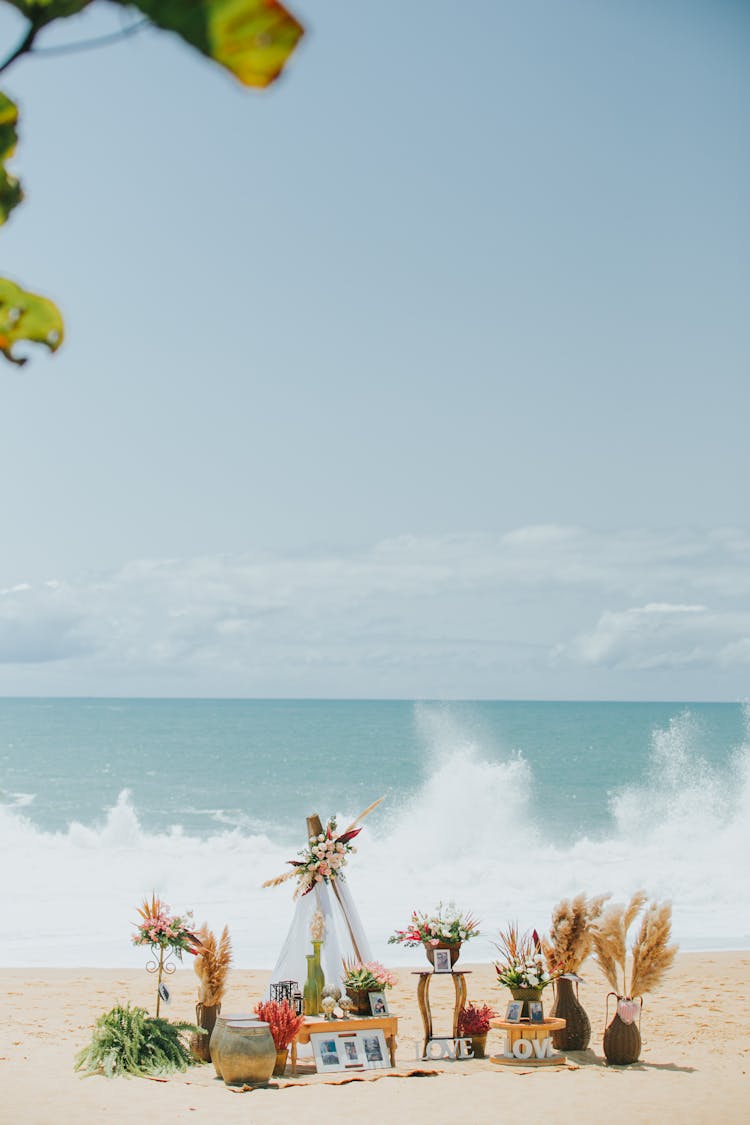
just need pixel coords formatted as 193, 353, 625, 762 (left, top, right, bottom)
489, 1017, 566, 1066
290, 1015, 399, 1074
413, 971, 470, 1058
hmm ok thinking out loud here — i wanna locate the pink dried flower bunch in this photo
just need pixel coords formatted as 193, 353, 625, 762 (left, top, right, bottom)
254, 999, 305, 1050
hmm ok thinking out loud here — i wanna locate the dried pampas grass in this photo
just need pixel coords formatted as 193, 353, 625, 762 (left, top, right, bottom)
194, 924, 232, 1006
630, 902, 678, 996
544, 892, 609, 974
591, 892, 677, 997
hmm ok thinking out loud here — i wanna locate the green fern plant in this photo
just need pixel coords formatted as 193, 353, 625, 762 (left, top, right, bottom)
74, 1003, 201, 1078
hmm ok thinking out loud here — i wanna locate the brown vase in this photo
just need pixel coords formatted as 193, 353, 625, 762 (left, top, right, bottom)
346, 988, 374, 1016
192, 1001, 220, 1062
549, 977, 590, 1051
273, 1047, 288, 1076
603, 996, 642, 1065
424, 941, 461, 967
469, 1032, 488, 1058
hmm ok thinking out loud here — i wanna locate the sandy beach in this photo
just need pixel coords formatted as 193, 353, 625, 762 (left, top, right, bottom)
2, 952, 748, 1124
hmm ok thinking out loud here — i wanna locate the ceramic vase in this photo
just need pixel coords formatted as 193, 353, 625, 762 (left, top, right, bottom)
424, 941, 461, 967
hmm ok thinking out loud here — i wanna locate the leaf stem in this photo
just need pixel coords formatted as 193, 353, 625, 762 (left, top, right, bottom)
0, 21, 39, 76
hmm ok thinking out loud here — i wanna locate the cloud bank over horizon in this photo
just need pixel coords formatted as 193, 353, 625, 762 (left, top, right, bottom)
1, 525, 748, 700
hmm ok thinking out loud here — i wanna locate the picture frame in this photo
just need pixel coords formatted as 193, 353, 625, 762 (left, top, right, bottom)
505, 1000, 523, 1022
358, 1028, 390, 1070
311, 1031, 365, 1073
368, 990, 389, 1016
528, 1000, 544, 1023
432, 948, 453, 974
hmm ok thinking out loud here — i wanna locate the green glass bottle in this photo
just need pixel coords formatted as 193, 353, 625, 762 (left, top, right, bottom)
311, 940, 325, 999
303, 953, 320, 1015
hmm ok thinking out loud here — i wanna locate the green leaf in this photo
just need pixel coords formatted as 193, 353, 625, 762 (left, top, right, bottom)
116, 0, 303, 87
0, 277, 64, 365
1, 1, 93, 26
0, 92, 23, 225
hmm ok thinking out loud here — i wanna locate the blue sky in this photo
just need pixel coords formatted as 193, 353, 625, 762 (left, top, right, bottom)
0, 0, 748, 698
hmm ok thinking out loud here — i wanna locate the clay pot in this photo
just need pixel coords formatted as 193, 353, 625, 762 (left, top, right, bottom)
210, 1016, 276, 1087
549, 977, 590, 1051
424, 941, 461, 967
603, 996, 642, 1065
273, 1047, 288, 1077
209, 1015, 260, 1079
468, 1032, 488, 1059
346, 988, 374, 1016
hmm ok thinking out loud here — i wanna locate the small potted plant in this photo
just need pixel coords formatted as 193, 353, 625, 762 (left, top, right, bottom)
341, 960, 397, 1015
254, 999, 305, 1076
457, 1002, 496, 1058
495, 922, 558, 1018
388, 903, 480, 967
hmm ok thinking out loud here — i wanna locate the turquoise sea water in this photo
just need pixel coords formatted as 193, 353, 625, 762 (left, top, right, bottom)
1, 699, 748, 964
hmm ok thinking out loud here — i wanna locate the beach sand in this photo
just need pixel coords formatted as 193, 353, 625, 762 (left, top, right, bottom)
2, 952, 748, 1123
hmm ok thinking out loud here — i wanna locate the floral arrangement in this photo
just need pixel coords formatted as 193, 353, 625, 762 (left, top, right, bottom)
495, 922, 558, 991
591, 891, 677, 997
543, 892, 609, 975
457, 1001, 496, 1037
388, 903, 480, 948
342, 959, 397, 992
132, 894, 202, 958
254, 999, 305, 1050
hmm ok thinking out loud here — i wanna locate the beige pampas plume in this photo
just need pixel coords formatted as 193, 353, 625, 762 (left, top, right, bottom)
630, 901, 678, 996
545, 892, 610, 974
591, 892, 677, 997
310, 909, 325, 943
194, 924, 232, 1006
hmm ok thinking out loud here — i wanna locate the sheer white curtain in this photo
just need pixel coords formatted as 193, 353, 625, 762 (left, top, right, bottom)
267, 876, 372, 997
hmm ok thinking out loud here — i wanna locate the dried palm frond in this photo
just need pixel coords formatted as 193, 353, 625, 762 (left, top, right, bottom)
339, 795, 386, 839
630, 901, 678, 996
193, 924, 232, 1006
544, 892, 610, 974
261, 869, 298, 889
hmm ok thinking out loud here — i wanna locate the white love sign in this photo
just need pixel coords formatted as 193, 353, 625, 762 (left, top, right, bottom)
422, 1038, 474, 1060
504, 1036, 554, 1061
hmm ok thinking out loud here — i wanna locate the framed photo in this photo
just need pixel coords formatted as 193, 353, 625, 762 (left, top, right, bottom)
433, 948, 453, 974
311, 1032, 365, 1073
369, 991, 389, 1016
505, 1000, 523, 1023
528, 1000, 544, 1023
358, 1029, 390, 1070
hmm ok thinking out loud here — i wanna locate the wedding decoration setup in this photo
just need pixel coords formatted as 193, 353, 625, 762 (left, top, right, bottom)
388, 903, 480, 967
132, 895, 203, 1018
191, 923, 232, 1061
543, 893, 608, 1050
263, 801, 383, 999
591, 892, 678, 1065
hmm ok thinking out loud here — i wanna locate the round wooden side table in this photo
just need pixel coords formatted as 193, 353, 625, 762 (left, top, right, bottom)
489, 1017, 566, 1066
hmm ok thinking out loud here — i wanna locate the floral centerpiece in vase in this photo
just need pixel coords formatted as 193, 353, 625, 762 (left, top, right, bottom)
132, 894, 203, 1017
388, 903, 480, 967
495, 922, 558, 1019
342, 960, 397, 1015
457, 1001, 496, 1059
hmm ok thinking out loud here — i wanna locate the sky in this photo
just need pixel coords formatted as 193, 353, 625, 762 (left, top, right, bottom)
0, 0, 748, 699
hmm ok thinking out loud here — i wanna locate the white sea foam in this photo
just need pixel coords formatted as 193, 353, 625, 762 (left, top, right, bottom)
2, 711, 749, 967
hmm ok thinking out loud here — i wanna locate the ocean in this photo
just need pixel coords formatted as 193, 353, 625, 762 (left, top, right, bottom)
1, 699, 748, 967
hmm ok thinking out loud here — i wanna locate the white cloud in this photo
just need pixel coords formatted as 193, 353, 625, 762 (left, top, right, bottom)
1, 525, 749, 693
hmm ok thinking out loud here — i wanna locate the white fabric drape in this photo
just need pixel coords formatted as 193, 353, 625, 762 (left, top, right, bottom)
267, 877, 372, 996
